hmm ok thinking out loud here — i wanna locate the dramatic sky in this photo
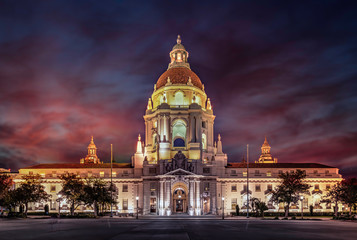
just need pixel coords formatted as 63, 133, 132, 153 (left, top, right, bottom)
0, 0, 356, 177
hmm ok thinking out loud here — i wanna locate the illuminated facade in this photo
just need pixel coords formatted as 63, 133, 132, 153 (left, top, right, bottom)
15, 36, 342, 216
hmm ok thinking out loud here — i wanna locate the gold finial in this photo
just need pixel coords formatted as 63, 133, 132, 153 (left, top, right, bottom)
177, 35, 181, 44
147, 98, 152, 110
207, 98, 212, 110
91, 136, 94, 143
138, 134, 141, 141
218, 134, 221, 141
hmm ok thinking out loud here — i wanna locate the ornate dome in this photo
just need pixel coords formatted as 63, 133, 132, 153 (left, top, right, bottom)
172, 43, 186, 50
172, 35, 186, 50
156, 67, 203, 90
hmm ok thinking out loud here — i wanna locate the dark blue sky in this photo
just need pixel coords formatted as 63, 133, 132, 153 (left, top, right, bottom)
0, 0, 357, 177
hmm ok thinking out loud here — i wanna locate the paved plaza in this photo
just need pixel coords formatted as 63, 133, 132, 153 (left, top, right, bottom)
0, 217, 356, 240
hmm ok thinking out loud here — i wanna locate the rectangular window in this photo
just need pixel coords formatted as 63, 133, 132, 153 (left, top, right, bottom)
40, 173, 45, 178
112, 172, 117, 177
149, 168, 156, 174
100, 172, 104, 178
50, 185, 56, 193
231, 170, 237, 175
278, 170, 283, 174
204, 182, 210, 191
203, 168, 210, 174
326, 184, 331, 191
29, 171, 33, 175
243, 184, 247, 191
266, 171, 272, 177
315, 184, 319, 190
122, 184, 128, 192
88, 171, 92, 177
267, 184, 272, 191
231, 198, 237, 210
52, 171, 57, 177
255, 184, 261, 192
313, 170, 318, 174
150, 182, 156, 191
255, 170, 260, 175
231, 185, 237, 192
290, 170, 294, 173
243, 171, 247, 177
123, 199, 128, 210
325, 170, 330, 175
123, 170, 129, 175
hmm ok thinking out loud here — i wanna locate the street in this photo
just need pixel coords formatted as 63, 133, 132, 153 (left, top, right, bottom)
0, 217, 356, 240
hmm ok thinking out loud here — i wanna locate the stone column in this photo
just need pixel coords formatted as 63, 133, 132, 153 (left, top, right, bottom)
165, 178, 171, 215
196, 180, 201, 215
221, 182, 226, 216
163, 115, 167, 142
159, 180, 164, 215
189, 179, 195, 216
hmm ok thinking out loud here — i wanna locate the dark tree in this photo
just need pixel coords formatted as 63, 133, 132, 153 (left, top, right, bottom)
14, 174, 51, 217
340, 178, 357, 216
251, 198, 268, 217
235, 204, 239, 216
59, 173, 85, 216
309, 205, 314, 216
271, 170, 310, 218
83, 178, 117, 216
0, 174, 13, 208
321, 184, 344, 217
0, 174, 14, 213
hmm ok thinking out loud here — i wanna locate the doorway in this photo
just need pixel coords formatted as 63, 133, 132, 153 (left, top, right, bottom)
150, 198, 157, 213
173, 189, 187, 213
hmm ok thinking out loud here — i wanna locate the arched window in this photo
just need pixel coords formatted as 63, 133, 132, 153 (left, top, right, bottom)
174, 138, 185, 147
153, 134, 157, 147
202, 133, 207, 150
174, 91, 184, 106
172, 119, 186, 147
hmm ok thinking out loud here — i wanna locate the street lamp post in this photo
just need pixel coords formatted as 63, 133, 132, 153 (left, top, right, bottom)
57, 194, 62, 218
136, 196, 139, 219
246, 144, 250, 219
110, 144, 113, 218
222, 197, 225, 220
300, 196, 304, 219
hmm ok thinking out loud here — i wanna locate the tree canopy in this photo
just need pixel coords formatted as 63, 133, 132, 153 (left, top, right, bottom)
271, 169, 310, 217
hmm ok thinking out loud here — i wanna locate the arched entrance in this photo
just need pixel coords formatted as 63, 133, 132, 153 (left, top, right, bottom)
172, 182, 188, 214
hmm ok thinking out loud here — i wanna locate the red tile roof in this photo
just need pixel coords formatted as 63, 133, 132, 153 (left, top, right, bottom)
226, 162, 335, 168
156, 67, 203, 90
22, 163, 132, 169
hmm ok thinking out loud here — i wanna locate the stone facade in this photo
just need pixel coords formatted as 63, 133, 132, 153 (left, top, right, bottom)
14, 36, 342, 216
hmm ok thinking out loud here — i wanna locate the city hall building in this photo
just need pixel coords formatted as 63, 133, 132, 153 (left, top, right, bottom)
15, 36, 342, 216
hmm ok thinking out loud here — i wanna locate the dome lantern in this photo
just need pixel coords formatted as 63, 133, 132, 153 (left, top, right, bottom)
168, 35, 190, 70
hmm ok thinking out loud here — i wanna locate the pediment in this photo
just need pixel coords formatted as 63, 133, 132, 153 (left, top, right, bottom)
164, 168, 196, 176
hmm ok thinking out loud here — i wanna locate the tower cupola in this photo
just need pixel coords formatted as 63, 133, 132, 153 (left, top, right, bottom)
168, 35, 190, 70
81, 136, 101, 164
256, 137, 277, 163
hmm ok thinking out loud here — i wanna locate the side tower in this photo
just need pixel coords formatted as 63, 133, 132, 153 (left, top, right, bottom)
138, 35, 227, 174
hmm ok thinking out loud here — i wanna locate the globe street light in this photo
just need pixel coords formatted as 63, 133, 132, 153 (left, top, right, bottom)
300, 196, 304, 219
222, 197, 225, 220
136, 196, 139, 219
